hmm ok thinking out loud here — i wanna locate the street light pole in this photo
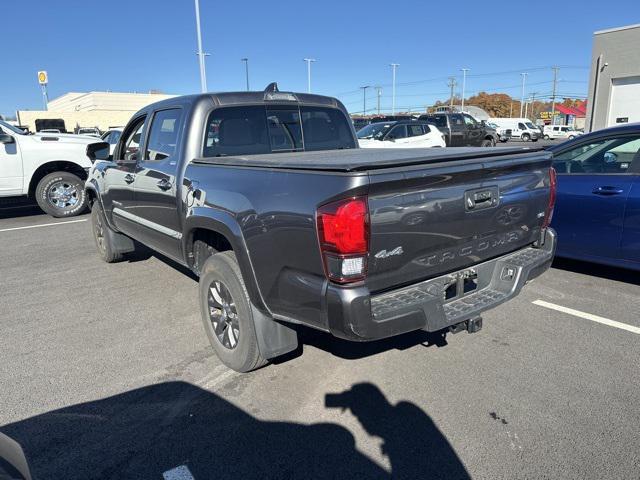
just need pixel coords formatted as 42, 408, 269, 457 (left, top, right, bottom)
194, 0, 208, 93
519, 72, 528, 117
360, 86, 371, 115
241, 58, 249, 91
303, 58, 316, 93
461, 68, 469, 112
390, 63, 399, 115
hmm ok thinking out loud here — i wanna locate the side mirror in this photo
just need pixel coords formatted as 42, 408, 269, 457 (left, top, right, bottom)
0, 133, 15, 144
604, 152, 617, 164
86, 142, 111, 161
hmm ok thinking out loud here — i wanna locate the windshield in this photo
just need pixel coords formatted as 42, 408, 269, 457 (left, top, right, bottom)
356, 122, 392, 139
525, 122, 536, 129
0, 119, 25, 135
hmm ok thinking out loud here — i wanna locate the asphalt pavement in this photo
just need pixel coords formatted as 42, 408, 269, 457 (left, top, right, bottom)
0, 206, 638, 479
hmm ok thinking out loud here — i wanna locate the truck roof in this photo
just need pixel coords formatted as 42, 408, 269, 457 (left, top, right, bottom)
193, 146, 549, 173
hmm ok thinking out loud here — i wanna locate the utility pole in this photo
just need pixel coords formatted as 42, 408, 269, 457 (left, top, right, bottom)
194, 0, 209, 93
241, 58, 249, 91
447, 77, 457, 108
375, 86, 382, 115
461, 68, 469, 112
303, 58, 316, 93
390, 63, 399, 115
519, 72, 528, 117
529, 91, 538, 121
509, 101, 513, 118
360, 86, 371, 115
551, 66, 560, 125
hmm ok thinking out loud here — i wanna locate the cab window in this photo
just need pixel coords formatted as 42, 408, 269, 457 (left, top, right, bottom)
386, 125, 408, 140
145, 108, 183, 161
463, 115, 477, 127
119, 117, 146, 161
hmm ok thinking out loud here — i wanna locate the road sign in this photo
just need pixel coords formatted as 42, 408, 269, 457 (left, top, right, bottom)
37, 71, 48, 85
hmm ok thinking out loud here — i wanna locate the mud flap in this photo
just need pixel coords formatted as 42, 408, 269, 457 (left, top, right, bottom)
251, 305, 298, 359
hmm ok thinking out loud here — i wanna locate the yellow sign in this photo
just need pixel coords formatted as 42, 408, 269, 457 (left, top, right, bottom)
37, 71, 48, 85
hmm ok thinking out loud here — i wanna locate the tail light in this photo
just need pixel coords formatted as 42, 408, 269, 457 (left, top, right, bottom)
317, 196, 369, 284
542, 167, 557, 228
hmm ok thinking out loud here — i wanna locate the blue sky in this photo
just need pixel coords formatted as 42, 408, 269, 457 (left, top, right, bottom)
1, 0, 638, 117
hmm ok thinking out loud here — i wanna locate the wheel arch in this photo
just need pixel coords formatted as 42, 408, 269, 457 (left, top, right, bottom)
183, 207, 269, 314
28, 160, 88, 198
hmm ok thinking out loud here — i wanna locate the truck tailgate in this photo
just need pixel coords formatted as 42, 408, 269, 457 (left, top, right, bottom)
366, 150, 553, 293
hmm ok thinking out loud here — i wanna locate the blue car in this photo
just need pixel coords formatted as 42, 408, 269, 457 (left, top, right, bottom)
547, 123, 640, 270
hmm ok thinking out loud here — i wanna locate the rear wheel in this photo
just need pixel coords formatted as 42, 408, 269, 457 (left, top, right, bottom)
481, 139, 494, 147
199, 251, 267, 372
35, 172, 87, 217
521, 133, 531, 142
568, 135, 575, 139
544, 134, 550, 140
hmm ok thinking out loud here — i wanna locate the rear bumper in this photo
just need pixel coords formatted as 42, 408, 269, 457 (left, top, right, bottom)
326, 229, 556, 341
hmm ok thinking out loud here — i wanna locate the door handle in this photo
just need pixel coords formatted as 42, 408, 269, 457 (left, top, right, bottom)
157, 178, 172, 191
124, 174, 135, 184
592, 186, 624, 196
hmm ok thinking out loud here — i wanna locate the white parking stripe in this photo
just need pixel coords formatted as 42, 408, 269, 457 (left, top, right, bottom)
533, 299, 640, 335
162, 465, 195, 480
0, 219, 87, 233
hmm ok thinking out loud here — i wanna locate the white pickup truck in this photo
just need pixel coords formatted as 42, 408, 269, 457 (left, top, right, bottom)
0, 119, 100, 217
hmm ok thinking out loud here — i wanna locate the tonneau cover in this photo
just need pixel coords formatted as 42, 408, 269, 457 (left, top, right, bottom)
192, 146, 548, 172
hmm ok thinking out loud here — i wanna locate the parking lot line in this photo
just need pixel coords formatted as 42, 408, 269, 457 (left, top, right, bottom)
0, 219, 87, 233
532, 299, 640, 335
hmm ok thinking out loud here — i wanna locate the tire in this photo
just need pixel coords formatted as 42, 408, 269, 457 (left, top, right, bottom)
568, 135, 575, 140
199, 251, 267, 372
521, 133, 531, 142
531, 138, 538, 142
35, 171, 88, 218
500, 138, 509, 143
544, 134, 550, 140
481, 139, 493, 147
91, 203, 123, 263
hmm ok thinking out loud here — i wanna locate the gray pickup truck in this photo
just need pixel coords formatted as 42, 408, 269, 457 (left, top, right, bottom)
419, 112, 500, 147
85, 84, 557, 372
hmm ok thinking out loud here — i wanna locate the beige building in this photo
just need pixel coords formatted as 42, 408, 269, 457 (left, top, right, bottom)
17, 91, 176, 133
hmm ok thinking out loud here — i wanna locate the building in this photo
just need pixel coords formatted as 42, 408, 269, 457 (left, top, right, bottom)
16, 91, 175, 133
585, 23, 640, 132
540, 101, 587, 129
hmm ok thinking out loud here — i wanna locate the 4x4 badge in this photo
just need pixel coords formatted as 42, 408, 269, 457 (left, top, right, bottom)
375, 246, 404, 259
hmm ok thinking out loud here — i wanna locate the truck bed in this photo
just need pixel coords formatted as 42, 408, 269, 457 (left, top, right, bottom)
192, 146, 548, 172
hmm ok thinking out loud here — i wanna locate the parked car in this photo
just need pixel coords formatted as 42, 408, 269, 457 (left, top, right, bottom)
77, 127, 102, 138
0, 119, 99, 217
484, 121, 511, 143
100, 128, 123, 156
543, 125, 583, 140
418, 113, 499, 146
86, 85, 557, 372
357, 120, 445, 148
547, 122, 640, 270
490, 118, 539, 142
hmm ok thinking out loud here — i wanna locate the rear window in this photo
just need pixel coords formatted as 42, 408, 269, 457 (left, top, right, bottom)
203, 105, 355, 157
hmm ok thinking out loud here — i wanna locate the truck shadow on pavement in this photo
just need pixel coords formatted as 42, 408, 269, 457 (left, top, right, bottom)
1, 381, 470, 480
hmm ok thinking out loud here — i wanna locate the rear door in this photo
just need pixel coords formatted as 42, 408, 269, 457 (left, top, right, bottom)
621, 176, 640, 264
406, 124, 428, 146
552, 134, 640, 260
448, 114, 466, 146
130, 107, 185, 260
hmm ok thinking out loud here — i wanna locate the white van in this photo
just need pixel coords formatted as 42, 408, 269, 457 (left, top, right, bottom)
543, 125, 583, 140
490, 118, 540, 142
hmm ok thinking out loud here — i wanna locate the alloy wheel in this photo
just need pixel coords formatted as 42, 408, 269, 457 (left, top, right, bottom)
207, 280, 240, 349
